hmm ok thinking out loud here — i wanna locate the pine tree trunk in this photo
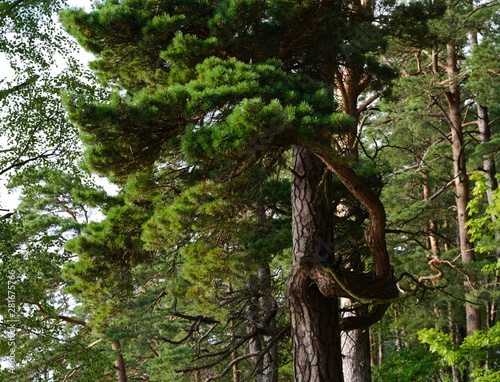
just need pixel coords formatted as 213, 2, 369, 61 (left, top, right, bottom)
477, 105, 498, 194
469, 33, 499, 200
341, 299, 371, 382
471, 31, 499, 249
477, 104, 500, 252
471, 32, 498, 339
477, 93, 499, 377
248, 266, 279, 382
448, 302, 465, 382
232, 355, 240, 382
287, 145, 344, 382
111, 340, 128, 382
421, 170, 440, 254
444, 42, 482, 338
393, 308, 403, 351
258, 266, 279, 382
369, 330, 377, 366
231, 329, 240, 382
193, 370, 202, 382
377, 328, 384, 365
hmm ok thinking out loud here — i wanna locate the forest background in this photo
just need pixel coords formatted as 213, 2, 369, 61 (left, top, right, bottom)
0, 0, 499, 381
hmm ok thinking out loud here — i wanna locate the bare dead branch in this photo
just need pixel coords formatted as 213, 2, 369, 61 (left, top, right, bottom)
169, 311, 219, 325
87, 339, 103, 348
357, 93, 380, 114
204, 352, 260, 382
468, 1, 500, 17
424, 177, 456, 201
193, 322, 219, 348
27, 301, 90, 329
160, 320, 198, 345
363, 118, 393, 126
62, 364, 86, 382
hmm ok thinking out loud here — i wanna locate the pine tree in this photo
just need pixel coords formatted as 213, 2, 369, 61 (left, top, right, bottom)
61, 0, 401, 380
367, 0, 500, 379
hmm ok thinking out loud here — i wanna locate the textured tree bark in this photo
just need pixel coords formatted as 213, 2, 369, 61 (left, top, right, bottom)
287, 145, 344, 382
341, 299, 372, 382
478, 105, 498, 195
421, 171, 440, 255
470, 33, 499, 204
299, 141, 397, 324
448, 302, 465, 382
258, 266, 279, 382
377, 328, 384, 365
111, 340, 128, 382
444, 42, 482, 341
477, 104, 500, 256
471, 33, 498, 339
230, 324, 241, 382
248, 266, 279, 382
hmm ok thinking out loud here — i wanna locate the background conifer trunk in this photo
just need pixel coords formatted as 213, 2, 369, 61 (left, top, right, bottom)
444, 42, 482, 339
111, 340, 128, 382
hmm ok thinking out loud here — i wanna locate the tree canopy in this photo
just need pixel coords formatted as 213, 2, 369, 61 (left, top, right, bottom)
1, 0, 499, 381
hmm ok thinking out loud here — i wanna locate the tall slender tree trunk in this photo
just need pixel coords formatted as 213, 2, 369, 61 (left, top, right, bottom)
287, 145, 343, 382
111, 340, 128, 382
470, 32, 499, 248
444, 41, 481, 337
341, 302, 372, 382
369, 330, 377, 366
248, 266, 279, 382
247, 202, 279, 382
377, 328, 384, 365
470, 33, 499, 337
448, 302, 465, 382
477, 104, 500, 335
231, 349, 240, 382
393, 307, 403, 351
477, 105, 498, 196
421, 170, 440, 255
258, 266, 279, 382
